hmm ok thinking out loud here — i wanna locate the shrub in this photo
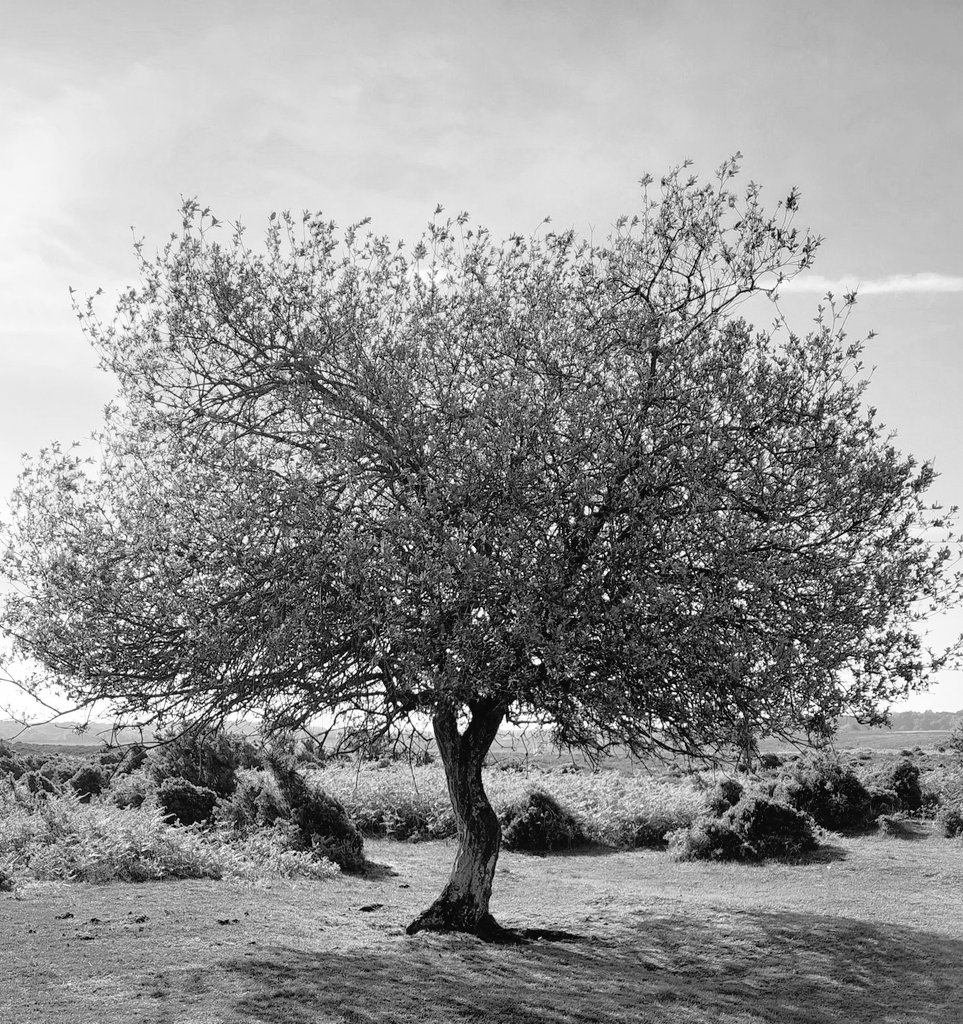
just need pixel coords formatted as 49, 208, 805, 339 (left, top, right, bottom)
705, 778, 744, 817
217, 769, 288, 833
864, 758, 922, 813
149, 728, 260, 798
667, 816, 744, 862
758, 753, 783, 771
69, 764, 105, 803
725, 795, 819, 860
22, 770, 58, 797
107, 767, 152, 809
262, 757, 365, 871
0, 863, 15, 892
779, 753, 871, 830
936, 803, 963, 839
500, 789, 588, 852
157, 777, 218, 825
670, 795, 818, 862
112, 743, 149, 777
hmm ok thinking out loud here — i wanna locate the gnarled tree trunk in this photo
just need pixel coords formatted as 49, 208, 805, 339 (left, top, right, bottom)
406, 699, 505, 937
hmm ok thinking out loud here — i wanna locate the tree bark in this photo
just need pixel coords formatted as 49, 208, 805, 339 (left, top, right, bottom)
406, 698, 505, 938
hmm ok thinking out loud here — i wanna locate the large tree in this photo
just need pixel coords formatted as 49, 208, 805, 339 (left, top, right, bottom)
2, 158, 959, 936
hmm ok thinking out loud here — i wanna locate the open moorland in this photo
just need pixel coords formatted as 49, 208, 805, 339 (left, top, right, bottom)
2, 734, 962, 1023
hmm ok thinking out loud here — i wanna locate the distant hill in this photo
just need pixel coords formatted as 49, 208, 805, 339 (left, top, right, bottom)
0, 720, 155, 746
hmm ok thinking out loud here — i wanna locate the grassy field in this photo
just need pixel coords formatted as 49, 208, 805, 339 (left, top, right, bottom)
3, 830, 962, 1023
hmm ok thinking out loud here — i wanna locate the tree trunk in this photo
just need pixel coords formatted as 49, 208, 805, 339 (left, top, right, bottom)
406, 699, 505, 938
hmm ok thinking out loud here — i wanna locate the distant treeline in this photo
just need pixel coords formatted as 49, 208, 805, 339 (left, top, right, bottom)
837, 710, 963, 733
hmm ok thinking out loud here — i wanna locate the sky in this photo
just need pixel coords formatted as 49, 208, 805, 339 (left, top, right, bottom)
1, 0, 962, 715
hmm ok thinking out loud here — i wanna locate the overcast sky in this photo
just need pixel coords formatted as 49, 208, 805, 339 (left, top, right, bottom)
2, 0, 962, 715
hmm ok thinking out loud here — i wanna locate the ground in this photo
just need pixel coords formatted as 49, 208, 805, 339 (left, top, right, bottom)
3, 831, 962, 1024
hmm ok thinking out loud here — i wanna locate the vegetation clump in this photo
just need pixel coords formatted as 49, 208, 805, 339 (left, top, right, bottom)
500, 789, 588, 852
69, 764, 105, 803
779, 753, 871, 831
670, 794, 818, 862
705, 778, 744, 817
863, 758, 922, 814
157, 777, 218, 826
935, 803, 963, 839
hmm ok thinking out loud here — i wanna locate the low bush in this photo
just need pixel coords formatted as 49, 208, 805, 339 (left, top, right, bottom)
500, 789, 588, 852
670, 795, 818, 862
705, 778, 744, 817
107, 767, 152, 809
667, 815, 744, 862
149, 728, 260, 798
779, 753, 871, 831
863, 758, 922, 813
69, 764, 105, 803
935, 803, 963, 839
0, 787, 338, 884
157, 777, 218, 826
259, 757, 365, 872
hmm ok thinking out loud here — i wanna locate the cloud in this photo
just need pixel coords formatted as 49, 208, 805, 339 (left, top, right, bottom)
781, 272, 963, 295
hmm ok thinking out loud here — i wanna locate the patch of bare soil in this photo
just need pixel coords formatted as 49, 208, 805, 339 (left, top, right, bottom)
3, 836, 962, 1023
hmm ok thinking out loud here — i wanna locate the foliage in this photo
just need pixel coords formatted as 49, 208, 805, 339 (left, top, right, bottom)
667, 815, 745, 862
670, 794, 818, 862
260, 757, 365, 871
305, 762, 705, 847
148, 728, 260, 799
68, 764, 105, 802
862, 758, 922, 813
705, 777, 744, 816
779, 753, 872, 831
3, 158, 958, 769
935, 803, 963, 839
500, 789, 588, 852
157, 777, 218, 825
106, 766, 152, 809
947, 723, 963, 764
0, 786, 339, 883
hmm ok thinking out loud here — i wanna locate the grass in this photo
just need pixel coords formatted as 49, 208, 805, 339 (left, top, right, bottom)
2, 832, 962, 1023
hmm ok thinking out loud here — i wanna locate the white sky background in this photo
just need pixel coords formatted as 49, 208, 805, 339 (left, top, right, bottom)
1, 0, 962, 715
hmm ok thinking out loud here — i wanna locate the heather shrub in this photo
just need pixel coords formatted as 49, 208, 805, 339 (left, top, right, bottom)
500, 789, 588, 852
262, 757, 365, 871
107, 767, 152, 809
218, 769, 288, 832
725, 795, 819, 859
157, 777, 218, 826
667, 815, 744, 862
149, 728, 260, 797
936, 803, 963, 839
705, 778, 744, 817
69, 764, 105, 803
779, 753, 871, 830
670, 795, 818, 862
863, 758, 922, 812
22, 770, 58, 797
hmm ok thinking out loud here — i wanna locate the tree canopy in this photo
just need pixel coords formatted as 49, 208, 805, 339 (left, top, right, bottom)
2, 157, 959, 934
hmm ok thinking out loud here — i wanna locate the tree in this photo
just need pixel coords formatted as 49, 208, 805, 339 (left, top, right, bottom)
2, 158, 959, 937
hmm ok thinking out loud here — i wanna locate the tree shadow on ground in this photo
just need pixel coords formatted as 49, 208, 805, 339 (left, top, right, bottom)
219, 909, 963, 1024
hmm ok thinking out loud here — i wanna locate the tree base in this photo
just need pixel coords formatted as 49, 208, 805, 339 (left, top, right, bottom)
405, 900, 583, 945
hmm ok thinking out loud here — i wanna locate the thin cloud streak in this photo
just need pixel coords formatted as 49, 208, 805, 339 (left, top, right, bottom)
782, 272, 963, 295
